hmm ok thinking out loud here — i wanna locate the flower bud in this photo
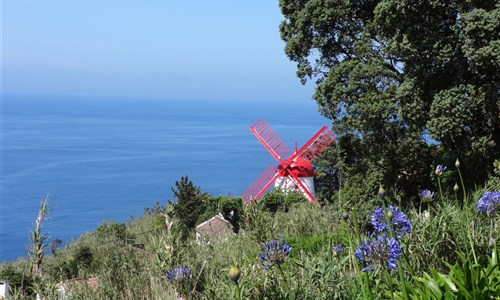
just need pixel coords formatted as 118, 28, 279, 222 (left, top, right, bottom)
386, 211, 394, 220
228, 266, 241, 283
342, 211, 349, 221
453, 183, 459, 193
455, 158, 460, 168
378, 184, 386, 198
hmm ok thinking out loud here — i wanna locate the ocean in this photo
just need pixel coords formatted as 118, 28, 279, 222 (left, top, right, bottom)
1, 96, 330, 262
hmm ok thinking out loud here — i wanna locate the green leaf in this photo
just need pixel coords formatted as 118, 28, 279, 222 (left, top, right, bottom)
437, 272, 457, 292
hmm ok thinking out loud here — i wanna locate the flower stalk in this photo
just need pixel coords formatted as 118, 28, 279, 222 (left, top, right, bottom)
456, 159, 467, 204
435, 165, 446, 203
352, 210, 374, 300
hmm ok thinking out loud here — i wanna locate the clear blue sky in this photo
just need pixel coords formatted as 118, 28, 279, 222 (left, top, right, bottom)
3, 1, 315, 102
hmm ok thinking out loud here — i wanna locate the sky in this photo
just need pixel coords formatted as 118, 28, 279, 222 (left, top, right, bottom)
2, 1, 316, 103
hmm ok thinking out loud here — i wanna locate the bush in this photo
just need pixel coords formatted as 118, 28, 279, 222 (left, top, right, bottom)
0, 266, 35, 298
219, 196, 243, 233
94, 221, 128, 242
260, 189, 286, 212
286, 234, 330, 258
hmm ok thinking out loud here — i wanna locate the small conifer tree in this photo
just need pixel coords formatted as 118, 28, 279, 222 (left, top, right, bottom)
172, 176, 209, 237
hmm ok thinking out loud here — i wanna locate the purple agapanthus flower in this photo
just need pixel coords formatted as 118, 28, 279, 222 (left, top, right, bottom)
332, 244, 343, 257
166, 266, 192, 285
355, 234, 402, 272
477, 191, 500, 216
435, 165, 447, 176
419, 189, 434, 200
259, 238, 292, 270
371, 206, 411, 238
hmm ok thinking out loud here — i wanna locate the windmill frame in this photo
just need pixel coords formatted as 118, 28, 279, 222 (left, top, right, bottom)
242, 118, 335, 205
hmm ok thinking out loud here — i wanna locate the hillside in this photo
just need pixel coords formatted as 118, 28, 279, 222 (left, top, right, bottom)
1, 167, 500, 299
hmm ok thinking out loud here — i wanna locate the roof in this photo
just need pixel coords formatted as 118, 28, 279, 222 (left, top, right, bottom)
196, 214, 234, 243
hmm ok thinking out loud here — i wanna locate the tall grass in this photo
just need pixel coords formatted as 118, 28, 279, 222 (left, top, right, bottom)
1, 173, 499, 299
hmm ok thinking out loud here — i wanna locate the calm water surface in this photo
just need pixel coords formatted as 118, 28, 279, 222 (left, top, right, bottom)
1, 96, 330, 261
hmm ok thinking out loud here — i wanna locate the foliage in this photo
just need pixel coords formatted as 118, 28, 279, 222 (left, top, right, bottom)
285, 234, 330, 258
0, 266, 35, 298
29, 196, 50, 279
25, 196, 52, 299
49, 245, 96, 280
398, 248, 500, 299
194, 195, 244, 232
94, 221, 128, 242
219, 196, 244, 233
487, 159, 500, 188
4, 168, 500, 299
284, 190, 307, 208
73, 246, 94, 272
260, 189, 308, 213
260, 189, 287, 212
279, 0, 500, 204
172, 176, 210, 237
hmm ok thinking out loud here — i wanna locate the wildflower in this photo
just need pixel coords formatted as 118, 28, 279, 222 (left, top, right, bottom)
455, 158, 460, 168
332, 244, 343, 257
259, 238, 292, 270
371, 206, 411, 238
355, 234, 402, 272
228, 266, 241, 283
166, 266, 192, 286
454, 183, 459, 193
419, 189, 434, 201
435, 165, 447, 176
477, 191, 500, 216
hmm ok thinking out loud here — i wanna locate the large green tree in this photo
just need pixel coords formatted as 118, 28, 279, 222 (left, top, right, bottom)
279, 0, 499, 203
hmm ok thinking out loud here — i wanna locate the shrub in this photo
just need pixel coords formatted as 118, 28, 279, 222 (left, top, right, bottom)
0, 266, 35, 298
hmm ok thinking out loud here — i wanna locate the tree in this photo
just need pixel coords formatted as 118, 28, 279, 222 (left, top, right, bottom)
172, 176, 209, 235
219, 196, 244, 233
279, 0, 499, 203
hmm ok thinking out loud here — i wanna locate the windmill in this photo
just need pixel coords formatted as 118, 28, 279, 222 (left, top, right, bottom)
241, 118, 335, 205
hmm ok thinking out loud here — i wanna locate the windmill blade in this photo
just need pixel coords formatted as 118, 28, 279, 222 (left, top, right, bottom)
250, 118, 290, 161
241, 164, 280, 203
296, 126, 335, 163
288, 174, 319, 205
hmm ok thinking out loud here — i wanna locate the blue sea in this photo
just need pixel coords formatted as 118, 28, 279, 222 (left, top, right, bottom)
1, 96, 330, 262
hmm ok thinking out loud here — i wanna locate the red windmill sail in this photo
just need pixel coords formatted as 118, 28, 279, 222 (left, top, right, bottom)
249, 118, 289, 160
241, 118, 335, 204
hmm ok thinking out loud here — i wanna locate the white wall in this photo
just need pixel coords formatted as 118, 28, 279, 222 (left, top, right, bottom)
0, 280, 9, 298
274, 176, 315, 200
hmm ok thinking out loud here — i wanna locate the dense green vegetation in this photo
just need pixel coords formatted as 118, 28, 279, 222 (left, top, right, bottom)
280, 0, 500, 204
1, 162, 499, 299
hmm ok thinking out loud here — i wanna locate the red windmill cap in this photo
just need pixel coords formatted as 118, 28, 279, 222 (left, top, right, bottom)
291, 156, 315, 177
277, 151, 316, 177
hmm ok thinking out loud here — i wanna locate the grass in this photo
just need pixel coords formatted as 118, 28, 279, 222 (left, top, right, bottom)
1, 181, 499, 299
